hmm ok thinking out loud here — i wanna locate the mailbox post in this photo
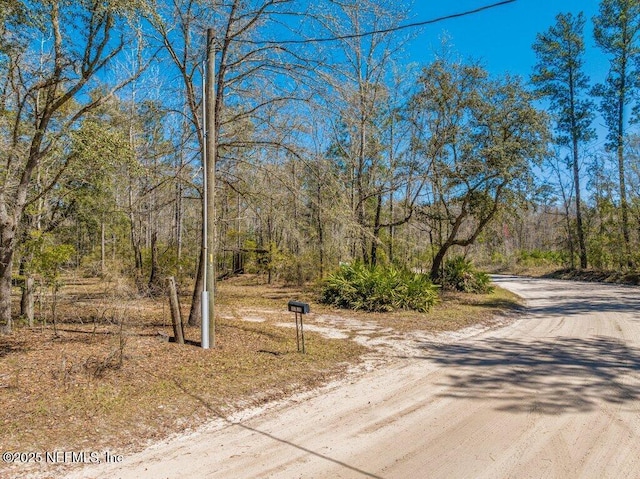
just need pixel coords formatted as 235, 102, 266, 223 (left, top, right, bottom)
287, 300, 310, 353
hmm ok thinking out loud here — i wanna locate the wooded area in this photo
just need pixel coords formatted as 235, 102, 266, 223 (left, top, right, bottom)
1, 0, 639, 335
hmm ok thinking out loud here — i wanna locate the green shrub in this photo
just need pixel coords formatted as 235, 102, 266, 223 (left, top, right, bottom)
516, 249, 566, 267
442, 256, 493, 294
320, 263, 439, 313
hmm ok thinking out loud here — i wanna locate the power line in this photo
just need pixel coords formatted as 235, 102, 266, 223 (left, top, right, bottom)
234, 0, 517, 45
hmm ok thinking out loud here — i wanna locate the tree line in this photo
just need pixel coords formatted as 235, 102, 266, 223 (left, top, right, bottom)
1, 0, 639, 334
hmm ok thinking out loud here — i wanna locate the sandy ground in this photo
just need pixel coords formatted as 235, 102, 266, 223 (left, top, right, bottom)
64, 275, 640, 479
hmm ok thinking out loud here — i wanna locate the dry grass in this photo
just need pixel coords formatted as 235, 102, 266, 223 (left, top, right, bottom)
0, 273, 521, 478
305, 286, 522, 334
372, 287, 522, 332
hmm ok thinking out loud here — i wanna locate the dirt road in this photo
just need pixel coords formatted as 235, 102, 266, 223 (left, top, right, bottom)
67, 276, 640, 479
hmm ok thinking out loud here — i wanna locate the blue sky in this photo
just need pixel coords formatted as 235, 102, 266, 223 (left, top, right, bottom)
406, 1, 607, 83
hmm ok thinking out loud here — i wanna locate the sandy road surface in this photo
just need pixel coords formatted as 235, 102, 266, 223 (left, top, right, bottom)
65, 276, 640, 479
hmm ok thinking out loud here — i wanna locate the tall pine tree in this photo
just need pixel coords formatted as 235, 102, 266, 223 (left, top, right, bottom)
593, 0, 640, 267
531, 12, 595, 269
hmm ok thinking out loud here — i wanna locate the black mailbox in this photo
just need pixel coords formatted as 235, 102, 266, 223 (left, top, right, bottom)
287, 300, 310, 314
288, 300, 310, 353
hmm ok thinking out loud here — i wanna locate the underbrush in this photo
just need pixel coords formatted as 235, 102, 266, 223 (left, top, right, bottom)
319, 263, 440, 313
441, 256, 493, 294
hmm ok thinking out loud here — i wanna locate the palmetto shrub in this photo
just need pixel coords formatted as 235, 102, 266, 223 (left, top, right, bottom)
320, 263, 439, 313
442, 256, 493, 293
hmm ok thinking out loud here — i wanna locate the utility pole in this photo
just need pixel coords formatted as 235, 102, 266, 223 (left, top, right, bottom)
203, 28, 216, 348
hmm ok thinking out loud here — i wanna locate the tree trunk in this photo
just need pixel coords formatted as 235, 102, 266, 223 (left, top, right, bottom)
51, 285, 59, 336
430, 242, 450, 282
573, 186, 586, 269
616, 60, 631, 267
128, 189, 143, 277
21, 276, 35, 327
564, 199, 576, 270
0, 217, 15, 333
316, 181, 325, 278
148, 231, 161, 295
370, 193, 383, 267
388, 191, 394, 264
175, 136, 184, 267
0, 250, 13, 334
187, 220, 205, 327
569, 81, 587, 269
617, 141, 631, 266
234, 193, 242, 273
100, 220, 106, 274
167, 276, 184, 344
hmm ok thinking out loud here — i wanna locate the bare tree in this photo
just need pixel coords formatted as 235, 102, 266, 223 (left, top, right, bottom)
147, 0, 316, 324
315, 0, 421, 266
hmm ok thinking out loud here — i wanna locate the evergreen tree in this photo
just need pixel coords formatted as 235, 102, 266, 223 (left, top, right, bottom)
593, 0, 640, 267
531, 12, 595, 269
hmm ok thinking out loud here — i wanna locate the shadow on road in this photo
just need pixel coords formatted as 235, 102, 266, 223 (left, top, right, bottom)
492, 276, 640, 317
154, 368, 384, 479
527, 296, 640, 317
415, 336, 640, 415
